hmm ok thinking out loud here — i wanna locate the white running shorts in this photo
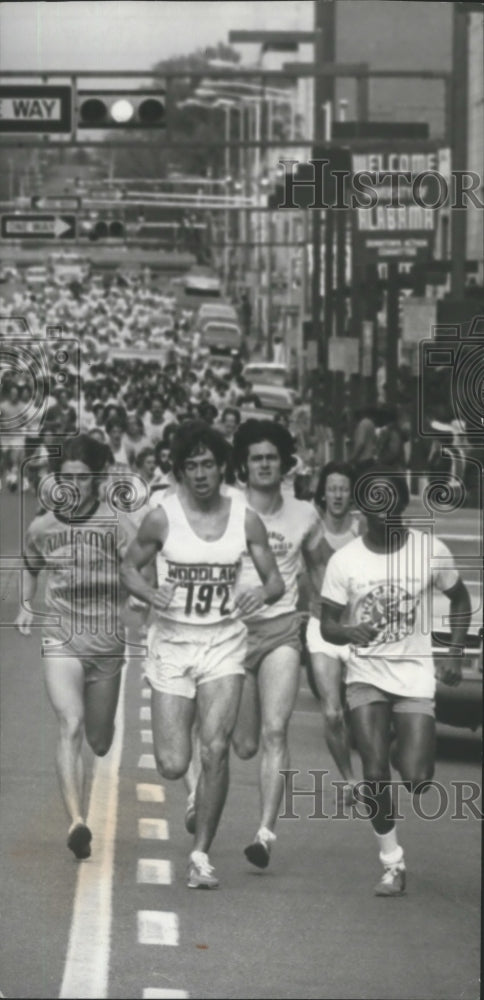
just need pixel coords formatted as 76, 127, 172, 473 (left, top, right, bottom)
306, 615, 350, 662
144, 617, 247, 699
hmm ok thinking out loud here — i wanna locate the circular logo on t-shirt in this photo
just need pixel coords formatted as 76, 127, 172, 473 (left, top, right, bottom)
354, 582, 417, 644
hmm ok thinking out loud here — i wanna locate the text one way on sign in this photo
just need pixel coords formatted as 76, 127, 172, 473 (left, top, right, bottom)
0, 86, 71, 132
1, 215, 76, 240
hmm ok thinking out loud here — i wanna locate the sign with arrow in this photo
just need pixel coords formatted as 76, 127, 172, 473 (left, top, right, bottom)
31, 195, 81, 212
1, 214, 77, 240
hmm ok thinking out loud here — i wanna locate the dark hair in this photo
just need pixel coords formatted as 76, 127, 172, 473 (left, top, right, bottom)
171, 420, 230, 480
232, 418, 297, 481
154, 438, 172, 463
221, 406, 241, 426
314, 461, 354, 508
136, 447, 155, 469
354, 464, 410, 515
104, 413, 125, 434
161, 421, 179, 447
50, 434, 113, 475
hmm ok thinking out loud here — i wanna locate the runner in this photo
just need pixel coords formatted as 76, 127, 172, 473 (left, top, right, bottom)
305, 461, 361, 800
320, 466, 471, 895
15, 434, 135, 861
231, 419, 326, 869
120, 420, 284, 889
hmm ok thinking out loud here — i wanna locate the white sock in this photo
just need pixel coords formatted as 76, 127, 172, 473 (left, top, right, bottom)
190, 849, 209, 863
68, 817, 85, 833
256, 826, 276, 844
374, 828, 404, 866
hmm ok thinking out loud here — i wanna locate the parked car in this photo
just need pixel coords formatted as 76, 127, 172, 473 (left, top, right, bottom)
242, 362, 290, 387
433, 630, 482, 731
248, 384, 296, 414
200, 320, 242, 354
198, 302, 238, 324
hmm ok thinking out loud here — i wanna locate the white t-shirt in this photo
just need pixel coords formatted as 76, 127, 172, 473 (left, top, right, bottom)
238, 494, 323, 620
321, 530, 459, 698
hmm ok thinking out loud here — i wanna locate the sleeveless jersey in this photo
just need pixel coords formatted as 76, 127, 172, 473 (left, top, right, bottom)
309, 512, 361, 619
156, 491, 247, 626
238, 495, 322, 620
320, 514, 361, 563
23, 500, 135, 654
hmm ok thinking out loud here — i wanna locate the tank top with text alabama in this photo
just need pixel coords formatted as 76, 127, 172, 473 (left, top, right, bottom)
156, 491, 247, 625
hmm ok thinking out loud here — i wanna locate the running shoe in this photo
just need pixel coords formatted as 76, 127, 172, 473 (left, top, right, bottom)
67, 822, 92, 860
374, 862, 406, 896
186, 851, 219, 889
244, 828, 276, 869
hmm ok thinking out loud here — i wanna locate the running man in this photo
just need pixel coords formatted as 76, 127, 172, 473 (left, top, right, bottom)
320, 466, 471, 895
231, 419, 326, 869
120, 420, 284, 889
15, 435, 134, 861
305, 462, 362, 799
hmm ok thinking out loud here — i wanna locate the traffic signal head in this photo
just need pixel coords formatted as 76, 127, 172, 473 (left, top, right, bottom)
77, 90, 165, 129
81, 219, 126, 241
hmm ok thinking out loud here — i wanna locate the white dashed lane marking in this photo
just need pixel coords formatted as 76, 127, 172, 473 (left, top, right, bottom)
137, 783, 164, 803
138, 817, 169, 840
143, 989, 188, 998
138, 753, 156, 769
137, 911, 179, 946
137, 859, 172, 885
59, 667, 127, 998
137, 689, 187, 995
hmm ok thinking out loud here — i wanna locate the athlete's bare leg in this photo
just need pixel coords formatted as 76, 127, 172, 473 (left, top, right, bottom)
310, 651, 355, 784
232, 671, 260, 760
257, 646, 300, 832
84, 672, 122, 756
193, 673, 244, 854
183, 716, 201, 799
151, 689, 196, 780
43, 656, 87, 827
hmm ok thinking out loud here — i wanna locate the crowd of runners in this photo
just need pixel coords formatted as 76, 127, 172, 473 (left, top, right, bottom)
2, 267, 472, 896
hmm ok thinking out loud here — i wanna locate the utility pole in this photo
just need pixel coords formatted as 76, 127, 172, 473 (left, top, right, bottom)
311, 0, 336, 459
450, 2, 468, 298
312, 0, 336, 374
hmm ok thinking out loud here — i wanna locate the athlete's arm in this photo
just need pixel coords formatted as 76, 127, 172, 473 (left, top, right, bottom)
434, 578, 472, 687
15, 569, 38, 636
320, 600, 378, 646
120, 507, 175, 612
16, 520, 44, 636
235, 508, 285, 615
301, 535, 327, 602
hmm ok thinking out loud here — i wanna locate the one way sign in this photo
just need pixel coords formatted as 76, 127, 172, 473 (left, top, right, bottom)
1, 214, 77, 240
0, 85, 71, 132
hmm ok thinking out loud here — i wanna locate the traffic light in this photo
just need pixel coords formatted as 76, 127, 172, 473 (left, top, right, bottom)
77, 90, 166, 129
80, 218, 126, 241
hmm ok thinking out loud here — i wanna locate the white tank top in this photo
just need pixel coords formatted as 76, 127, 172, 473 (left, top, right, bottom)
156, 491, 247, 625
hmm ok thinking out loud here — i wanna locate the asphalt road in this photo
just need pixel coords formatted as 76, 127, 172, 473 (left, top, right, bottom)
0, 489, 482, 1000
